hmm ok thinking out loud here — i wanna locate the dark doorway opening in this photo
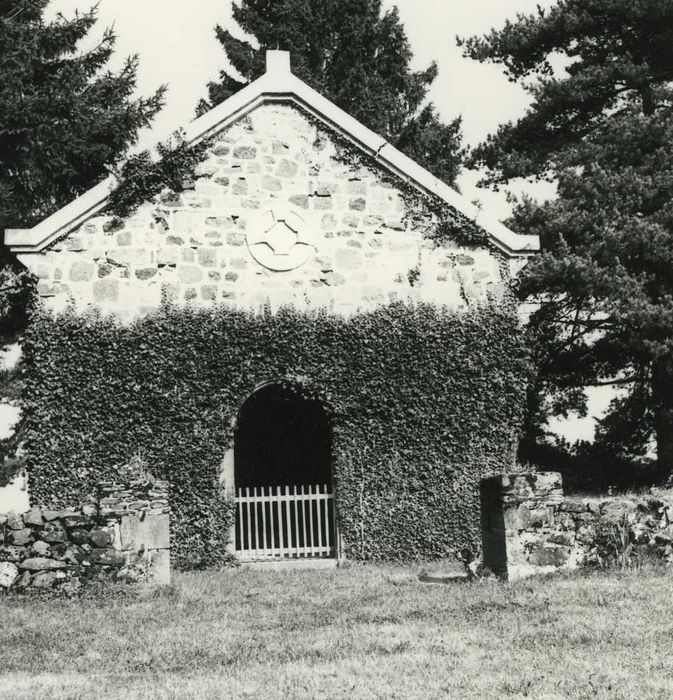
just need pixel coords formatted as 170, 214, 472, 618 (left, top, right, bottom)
235, 384, 331, 489
233, 384, 335, 560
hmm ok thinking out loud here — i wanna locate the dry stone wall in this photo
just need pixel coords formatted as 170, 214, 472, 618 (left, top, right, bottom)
481, 472, 673, 579
18, 105, 507, 320
0, 478, 170, 592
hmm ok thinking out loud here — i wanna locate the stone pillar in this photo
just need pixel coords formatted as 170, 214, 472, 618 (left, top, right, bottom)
98, 478, 171, 586
480, 472, 563, 580
219, 448, 237, 558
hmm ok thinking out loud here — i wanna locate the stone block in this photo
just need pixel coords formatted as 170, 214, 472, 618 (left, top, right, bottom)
8, 529, 32, 546
6, 512, 24, 530
173, 211, 203, 234
277, 159, 298, 177
43, 509, 79, 521
559, 501, 588, 514
347, 179, 367, 195
30, 541, 51, 557
289, 195, 308, 209
93, 279, 119, 302
66, 235, 87, 252
106, 248, 150, 267
313, 197, 332, 210
157, 248, 179, 266
19, 557, 67, 571
201, 285, 217, 301
349, 197, 366, 211
321, 214, 337, 230
178, 266, 203, 283
527, 544, 569, 568
119, 514, 140, 552
0, 546, 27, 563
148, 549, 171, 586
119, 513, 170, 551
198, 249, 217, 267
232, 178, 248, 195
135, 267, 157, 280
362, 286, 383, 302
233, 146, 257, 159
335, 248, 362, 269
37, 282, 57, 297
32, 572, 57, 588
14, 571, 31, 589
41, 521, 67, 543
89, 527, 113, 548
0, 562, 19, 589
262, 175, 282, 192
69, 261, 94, 282
321, 271, 345, 287
142, 514, 170, 550
88, 549, 126, 566
456, 254, 474, 266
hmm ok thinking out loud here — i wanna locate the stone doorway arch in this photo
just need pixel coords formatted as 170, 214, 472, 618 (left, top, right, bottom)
229, 383, 336, 561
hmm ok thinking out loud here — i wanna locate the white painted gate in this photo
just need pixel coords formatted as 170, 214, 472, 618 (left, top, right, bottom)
235, 484, 336, 560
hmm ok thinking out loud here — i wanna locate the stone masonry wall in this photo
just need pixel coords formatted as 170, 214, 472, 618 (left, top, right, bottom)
17, 104, 507, 320
481, 472, 673, 579
0, 478, 170, 592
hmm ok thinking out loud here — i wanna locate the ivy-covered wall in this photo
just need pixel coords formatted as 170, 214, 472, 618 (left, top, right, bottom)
21, 301, 528, 568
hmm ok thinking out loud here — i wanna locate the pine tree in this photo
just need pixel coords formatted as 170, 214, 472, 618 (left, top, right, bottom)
461, 0, 673, 481
0, 1, 165, 485
0, 0, 165, 230
200, 0, 462, 185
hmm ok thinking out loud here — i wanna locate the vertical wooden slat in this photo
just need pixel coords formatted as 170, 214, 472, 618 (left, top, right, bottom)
284, 485, 292, 557
261, 486, 268, 557
253, 487, 259, 553
245, 487, 251, 554
308, 485, 315, 556
276, 485, 285, 556
237, 488, 243, 553
316, 484, 323, 553
300, 485, 307, 557
292, 485, 299, 557
325, 486, 332, 554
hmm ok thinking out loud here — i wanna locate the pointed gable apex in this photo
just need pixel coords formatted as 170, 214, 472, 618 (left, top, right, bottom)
5, 50, 539, 257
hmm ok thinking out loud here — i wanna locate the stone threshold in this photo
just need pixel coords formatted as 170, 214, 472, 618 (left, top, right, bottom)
236, 557, 338, 571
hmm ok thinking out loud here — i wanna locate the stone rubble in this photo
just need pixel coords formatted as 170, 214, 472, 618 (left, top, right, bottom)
0, 478, 170, 592
482, 472, 673, 579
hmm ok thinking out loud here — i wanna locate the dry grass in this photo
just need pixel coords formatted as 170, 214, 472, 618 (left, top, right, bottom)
1, 564, 672, 699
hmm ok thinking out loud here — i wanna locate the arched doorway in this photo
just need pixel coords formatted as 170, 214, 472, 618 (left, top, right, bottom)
233, 384, 336, 561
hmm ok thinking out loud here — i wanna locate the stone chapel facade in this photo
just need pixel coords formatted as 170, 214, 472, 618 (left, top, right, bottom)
4, 52, 539, 565
6, 51, 537, 320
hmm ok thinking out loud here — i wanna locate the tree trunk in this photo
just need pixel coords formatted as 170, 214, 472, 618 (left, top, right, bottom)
652, 360, 673, 483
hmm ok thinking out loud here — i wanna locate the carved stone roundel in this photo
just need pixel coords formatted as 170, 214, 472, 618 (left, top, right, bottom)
246, 207, 316, 271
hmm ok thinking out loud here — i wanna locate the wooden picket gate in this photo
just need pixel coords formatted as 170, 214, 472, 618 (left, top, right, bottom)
235, 484, 336, 560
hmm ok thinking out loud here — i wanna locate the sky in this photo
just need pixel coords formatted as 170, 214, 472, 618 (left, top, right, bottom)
46, 0, 558, 219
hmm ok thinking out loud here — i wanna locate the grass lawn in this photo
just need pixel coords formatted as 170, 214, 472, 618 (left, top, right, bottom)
0, 563, 671, 699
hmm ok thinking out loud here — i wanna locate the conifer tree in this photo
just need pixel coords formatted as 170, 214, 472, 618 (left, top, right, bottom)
201, 0, 462, 185
0, 1, 165, 485
462, 0, 673, 481
0, 0, 165, 230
